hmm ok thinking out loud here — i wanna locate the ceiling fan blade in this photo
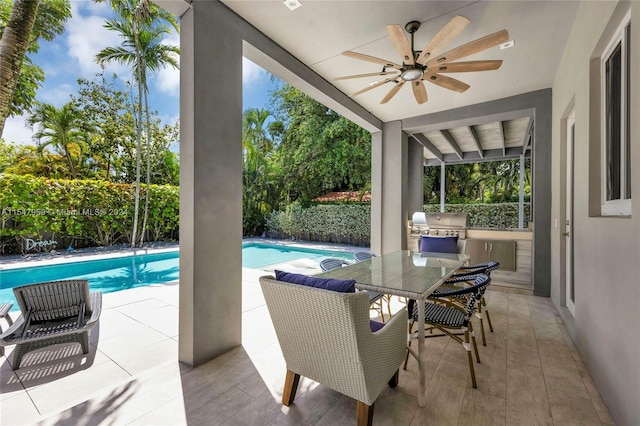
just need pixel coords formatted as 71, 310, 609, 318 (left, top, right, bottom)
334, 71, 398, 81
416, 15, 470, 65
424, 73, 470, 93
380, 80, 405, 104
386, 24, 414, 65
411, 80, 428, 104
350, 78, 396, 97
434, 60, 503, 73
342, 51, 402, 69
426, 29, 509, 67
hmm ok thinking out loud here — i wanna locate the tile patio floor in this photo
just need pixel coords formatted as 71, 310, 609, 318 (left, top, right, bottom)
0, 267, 615, 425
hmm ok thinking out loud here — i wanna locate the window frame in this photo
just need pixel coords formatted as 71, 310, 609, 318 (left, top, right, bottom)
600, 11, 631, 216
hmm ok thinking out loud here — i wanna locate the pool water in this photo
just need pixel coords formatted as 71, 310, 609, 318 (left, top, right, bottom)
0, 243, 354, 306
241, 243, 352, 268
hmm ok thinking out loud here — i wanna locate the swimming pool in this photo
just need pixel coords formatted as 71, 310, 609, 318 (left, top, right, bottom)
0, 243, 355, 306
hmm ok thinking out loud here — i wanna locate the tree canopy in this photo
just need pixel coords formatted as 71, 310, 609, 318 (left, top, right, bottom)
269, 82, 372, 205
0, 0, 71, 133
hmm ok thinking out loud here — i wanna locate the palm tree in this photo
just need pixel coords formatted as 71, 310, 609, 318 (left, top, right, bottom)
27, 102, 86, 179
0, 0, 39, 134
95, 0, 179, 247
242, 108, 278, 235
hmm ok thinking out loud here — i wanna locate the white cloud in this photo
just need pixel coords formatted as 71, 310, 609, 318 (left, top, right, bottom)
2, 114, 35, 146
66, 2, 129, 78
76, 0, 112, 17
38, 83, 75, 106
155, 33, 180, 96
243, 57, 267, 85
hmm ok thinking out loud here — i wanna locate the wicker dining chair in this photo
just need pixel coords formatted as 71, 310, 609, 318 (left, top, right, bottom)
404, 274, 491, 388
319, 258, 386, 321
435, 261, 500, 345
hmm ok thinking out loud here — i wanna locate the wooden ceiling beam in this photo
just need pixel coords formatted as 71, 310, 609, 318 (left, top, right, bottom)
424, 147, 531, 165
440, 129, 463, 159
498, 121, 506, 156
412, 133, 443, 162
522, 117, 534, 154
467, 125, 484, 158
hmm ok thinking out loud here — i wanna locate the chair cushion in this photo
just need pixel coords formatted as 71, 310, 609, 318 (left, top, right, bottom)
370, 320, 385, 332
419, 235, 458, 253
274, 270, 356, 293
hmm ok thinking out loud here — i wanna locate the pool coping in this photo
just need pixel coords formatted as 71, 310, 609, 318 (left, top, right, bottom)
0, 238, 368, 271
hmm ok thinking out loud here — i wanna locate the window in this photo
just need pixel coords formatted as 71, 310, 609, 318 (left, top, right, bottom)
601, 13, 631, 216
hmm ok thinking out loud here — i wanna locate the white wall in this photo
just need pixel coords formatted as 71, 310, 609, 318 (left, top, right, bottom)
551, 1, 640, 424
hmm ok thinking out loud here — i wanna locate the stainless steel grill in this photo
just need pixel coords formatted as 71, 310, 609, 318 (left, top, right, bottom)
424, 212, 468, 239
408, 212, 469, 250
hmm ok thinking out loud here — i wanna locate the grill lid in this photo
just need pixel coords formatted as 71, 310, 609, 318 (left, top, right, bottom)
425, 212, 468, 229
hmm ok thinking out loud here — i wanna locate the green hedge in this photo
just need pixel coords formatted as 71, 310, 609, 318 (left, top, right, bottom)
0, 174, 179, 254
266, 202, 531, 245
265, 203, 371, 246
424, 203, 531, 229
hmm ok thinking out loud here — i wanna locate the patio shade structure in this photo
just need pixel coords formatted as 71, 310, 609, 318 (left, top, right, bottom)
153, 1, 640, 424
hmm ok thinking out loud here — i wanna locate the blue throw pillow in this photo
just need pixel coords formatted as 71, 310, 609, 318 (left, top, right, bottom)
370, 320, 385, 332
419, 235, 458, 254
275, 270, 356, 293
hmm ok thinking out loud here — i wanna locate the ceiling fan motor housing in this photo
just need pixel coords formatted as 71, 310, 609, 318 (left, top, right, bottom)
401, 21, 425, 80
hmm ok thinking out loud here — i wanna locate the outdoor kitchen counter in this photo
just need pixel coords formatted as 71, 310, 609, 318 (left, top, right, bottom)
466, 228, 533, 241
465, 229, 533, 289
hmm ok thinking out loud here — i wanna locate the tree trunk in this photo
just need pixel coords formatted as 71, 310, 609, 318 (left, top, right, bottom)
130, 22, 143, 248
0, 0, 39, 135
139, 82, 151, 247
61, 134, 77, 179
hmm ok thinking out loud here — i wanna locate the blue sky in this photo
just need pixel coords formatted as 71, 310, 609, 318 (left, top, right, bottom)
2, 1, 279, 146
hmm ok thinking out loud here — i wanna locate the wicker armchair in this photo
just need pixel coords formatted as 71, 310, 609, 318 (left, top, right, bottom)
319, 257, 386, 321
260, 276, 407, 426
0, 280, 102, 370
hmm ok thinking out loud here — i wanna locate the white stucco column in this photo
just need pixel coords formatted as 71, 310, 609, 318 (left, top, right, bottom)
440, 162, 446, 212
518, 153, 525, 228
371, 131, 382, 254
407, 137, 424, 215
179, 3, 243, 366
371, 122, 408, 254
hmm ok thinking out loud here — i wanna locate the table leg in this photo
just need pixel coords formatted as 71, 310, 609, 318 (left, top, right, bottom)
417, 297, 426, 407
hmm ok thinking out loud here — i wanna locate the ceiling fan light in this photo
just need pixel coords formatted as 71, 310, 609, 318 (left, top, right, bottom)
401, 68, 424, 81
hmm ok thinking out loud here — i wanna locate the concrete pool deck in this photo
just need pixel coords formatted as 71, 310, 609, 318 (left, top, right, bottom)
0, 238, 362, 270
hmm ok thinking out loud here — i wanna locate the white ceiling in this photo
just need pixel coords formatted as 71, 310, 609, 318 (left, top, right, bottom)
222, 0, 580, 124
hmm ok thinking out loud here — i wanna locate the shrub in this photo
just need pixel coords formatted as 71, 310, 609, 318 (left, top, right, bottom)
266, 202, 531, 246
424, 203, 531, 229
265, 202, 370, 246
0, 174, 179, 254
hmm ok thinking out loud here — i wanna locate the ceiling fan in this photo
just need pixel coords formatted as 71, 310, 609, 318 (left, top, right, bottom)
336, 16, 509, 105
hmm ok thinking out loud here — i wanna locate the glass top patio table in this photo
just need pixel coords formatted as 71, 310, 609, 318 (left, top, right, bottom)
317, 250, 470, 299
317, 249, 470, 408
